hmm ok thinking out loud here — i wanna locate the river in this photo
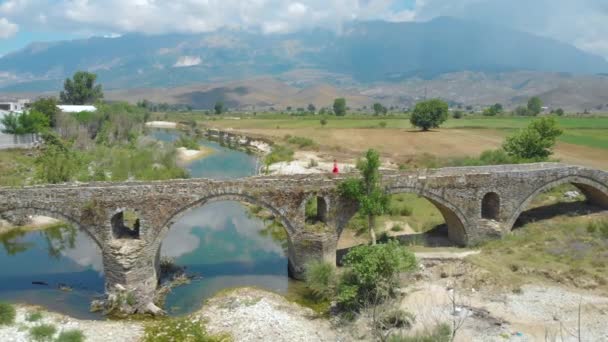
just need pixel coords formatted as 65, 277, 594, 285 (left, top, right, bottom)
0, 129, 291, 318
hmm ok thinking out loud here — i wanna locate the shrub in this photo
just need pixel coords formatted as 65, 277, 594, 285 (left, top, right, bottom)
143, 317, 229, 342
304, 260, 336, 300
379, 121, 387, 128
26, 311, 43, 322
337, 241, 417, 310
452, 110, 464, 119
175, 135, 200, 150
286, 136, 316, 148
400, 207, 413, 217
56, 330, 85, 342
29, 324, 57, 342
388, 323, 451, 342
503, 117, 563, 160
320, 118, 328, 127
308, 158, 319, 168
587, 220, 608, 239
0, 302, 16, 325
391, 225, 403, 232
377, 309, 416, 330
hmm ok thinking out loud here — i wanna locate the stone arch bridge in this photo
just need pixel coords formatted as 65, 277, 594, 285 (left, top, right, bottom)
1, 163, 606, 313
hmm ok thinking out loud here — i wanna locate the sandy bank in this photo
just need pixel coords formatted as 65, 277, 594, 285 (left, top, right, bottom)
145, 121, 178, 128
176, 146, 214, 163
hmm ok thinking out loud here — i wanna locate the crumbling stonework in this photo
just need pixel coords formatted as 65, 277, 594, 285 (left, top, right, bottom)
0, 163, 606, 314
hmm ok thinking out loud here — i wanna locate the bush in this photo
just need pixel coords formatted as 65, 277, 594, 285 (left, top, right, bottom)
377, 309, 416, 330
0, 302, 16, 325
337, 241, 417, 310
286, 136, 316, 148
400, 207, 413, 217
452, 110, 464, 119
143, 317, 229, 342
503, 117, 563, 160
264, 145, 294, 170
56, 330, 85, 342
587, 220, 608, 239
388, 323, 451, 342
26, 311, 43, 322
378, 121, 387, 128
175, 135, 200, 150
391, 225, 403, 232
29, 324, 57, 342
304, 260, 336, 300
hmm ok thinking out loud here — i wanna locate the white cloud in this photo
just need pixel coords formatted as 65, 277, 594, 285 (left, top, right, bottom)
173, 55, 202, 67
0, 17, 18, 38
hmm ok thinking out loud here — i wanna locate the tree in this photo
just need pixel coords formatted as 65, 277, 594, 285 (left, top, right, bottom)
333, 98, 347, 116
410, 99, 449, 131
554, 108, 565, 116
527, 96, 543, 116
307, 104, 316, 113
373, 103, 388, 116
514, 106, 531, 116
60, 71, 103, 105
214, 101, 224, 115
30, 97, 60, 127
503, 117, 563, 160
0, 110, 50, 134
339, 149, 389, 245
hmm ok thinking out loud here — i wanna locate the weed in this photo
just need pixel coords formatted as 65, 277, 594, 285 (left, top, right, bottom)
143, 317, 230, 342
56, 330, 85, 342
29, 324, 57, 342
0, 302, 16, 325
25, 311, 43, 322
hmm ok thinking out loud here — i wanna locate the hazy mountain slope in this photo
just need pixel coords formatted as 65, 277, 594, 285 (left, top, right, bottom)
1, 17, 607, 92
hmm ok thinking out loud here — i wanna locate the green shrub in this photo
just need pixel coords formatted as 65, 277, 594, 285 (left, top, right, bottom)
377, 309, 416, 330
400, 207, 413, 217
0, 302, 16, 325
143, 317, 230, 342
378, 121, 387, 128
588, 220, 608, 239
56, 330, 85, 342
26, 311, 43, 322
304, 260, 336, 300
388, 323, 451, 342
286, 136, 316, 148
337, 241, 417, 310
175, 135, 200, 150
391, 225, 403, 232
29, 324, 57, 341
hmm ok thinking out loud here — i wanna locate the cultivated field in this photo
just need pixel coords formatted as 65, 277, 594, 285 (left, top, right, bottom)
197, 115, 608, 170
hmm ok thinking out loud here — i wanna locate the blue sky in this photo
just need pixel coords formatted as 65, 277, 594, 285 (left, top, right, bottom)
1, 0, 607, 59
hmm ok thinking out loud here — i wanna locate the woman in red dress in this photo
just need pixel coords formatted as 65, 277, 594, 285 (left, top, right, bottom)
332, 159, 339, 174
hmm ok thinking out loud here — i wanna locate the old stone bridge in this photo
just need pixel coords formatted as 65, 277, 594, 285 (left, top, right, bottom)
1, 163, 607, 313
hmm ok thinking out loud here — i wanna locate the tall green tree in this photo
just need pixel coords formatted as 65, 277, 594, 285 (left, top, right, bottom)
307, 103, 316, 113
372, 103, 388, 115
527, 96, 543, 116
30, 97, 60, 127
60, 71, 104, 105
339, 149, 389, 245
410, 99, 449, 131
214, 101, 224, 115
503, 117, 563, 160
333, 98, 347, 116
0, 110, 50, 134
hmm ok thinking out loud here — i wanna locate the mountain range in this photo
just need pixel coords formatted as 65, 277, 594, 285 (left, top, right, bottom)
1, 17, 608, 111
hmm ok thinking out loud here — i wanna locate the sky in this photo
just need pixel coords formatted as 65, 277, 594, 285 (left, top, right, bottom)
0, 0, 607, 59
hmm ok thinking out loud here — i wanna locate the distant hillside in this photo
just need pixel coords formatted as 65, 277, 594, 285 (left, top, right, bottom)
1, 17, 607, 92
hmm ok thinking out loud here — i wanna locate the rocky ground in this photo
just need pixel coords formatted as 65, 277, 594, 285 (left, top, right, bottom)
0, 306, 143, 342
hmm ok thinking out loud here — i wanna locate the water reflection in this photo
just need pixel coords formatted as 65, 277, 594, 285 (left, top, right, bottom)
162, 201, 290, 315
0, 224, 104, 319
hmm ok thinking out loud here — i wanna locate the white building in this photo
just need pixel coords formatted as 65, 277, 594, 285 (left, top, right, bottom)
57, 105, 97, 113
0, 99, 39, 150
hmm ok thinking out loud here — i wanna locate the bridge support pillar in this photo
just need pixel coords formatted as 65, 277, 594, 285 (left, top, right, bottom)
288, 230, 338, 280
100, 239, 159, 315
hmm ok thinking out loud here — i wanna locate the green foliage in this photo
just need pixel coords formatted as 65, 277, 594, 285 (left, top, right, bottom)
527, 96, 543, 116
452, 110, 464, 119
60, 71, 103, 104
339, 149, 389, 244
26, 311, 43, 322
373, 103, 388, 115
483, 103, 503, 116
410, 99, 449, 131
143, 317, 230, 342
36, 144, 81, 184
388, 323, 451, 342
29, 324, 57, 341
0, 302, 16, 325
587, 220, 608, 239
337, 241, 417, 310
214, 101, 225, 115
307, 103, 316, 113
264, 144, 294, 170
503, 117, 563, 160
320, 118, 328, 126
333, 98, 347, 116
30, 97, 60, 127
0, 110, 50, 134
286, 135, 316, 148
304, 260, 336, 300
56, 330, 85, 342
554, 108, 565, 116
175, 135, 200, 150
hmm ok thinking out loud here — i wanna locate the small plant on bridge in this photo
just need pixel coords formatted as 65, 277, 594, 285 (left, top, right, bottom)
339, 149, 389, 245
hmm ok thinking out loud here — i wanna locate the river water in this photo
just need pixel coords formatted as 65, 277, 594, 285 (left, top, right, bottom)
0, 129, 290, 318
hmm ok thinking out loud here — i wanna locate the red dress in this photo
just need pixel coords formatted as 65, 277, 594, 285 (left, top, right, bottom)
332, 162, 339, 174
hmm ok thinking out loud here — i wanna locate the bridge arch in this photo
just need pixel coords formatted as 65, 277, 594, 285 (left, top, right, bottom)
506, 175, 608, 230
481, 192, 501, 220
340, 186, 469, 246
0, 207, 103, 249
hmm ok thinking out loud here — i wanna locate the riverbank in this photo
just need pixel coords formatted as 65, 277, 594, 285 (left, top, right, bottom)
175, 146, 214, 164
0, 216, 61, 235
